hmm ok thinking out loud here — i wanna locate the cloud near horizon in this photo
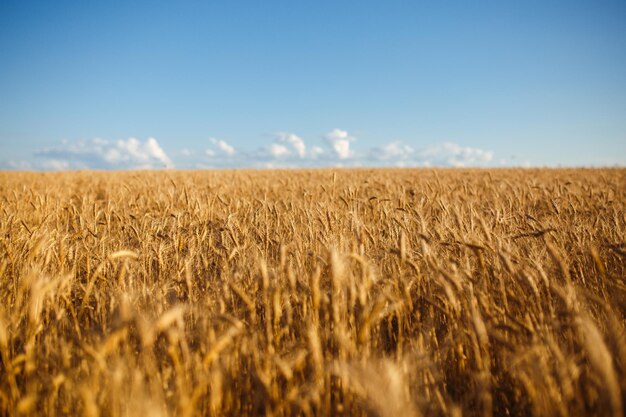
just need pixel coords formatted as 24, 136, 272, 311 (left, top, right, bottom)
194, 130, 495, 169
370, 141, 494, 167
2, 130, 497, 170
324, 129, 354, 160
209, 138, 236, 156
27, 137, 173, 170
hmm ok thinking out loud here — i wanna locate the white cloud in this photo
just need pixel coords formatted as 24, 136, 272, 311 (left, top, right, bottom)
378, 142, 415, 160
269, 143, 290, 158
42, 159, 71, 171
191, 132, 495, 169
35, 137, 173, 169
310, 146, 324, 159
255, 131, 352, 165
324, 129, 354, 159
430, 142, 494, 167
145, 137, 173, 167
29, 131, 496, 170
209, 138, 236, 156
103, 148, 122, 164
366, 140, 494, 167
251, 132, 309, 162
276, 132, 306, 158
106, 137, 173, 168
201, 138, 250, 168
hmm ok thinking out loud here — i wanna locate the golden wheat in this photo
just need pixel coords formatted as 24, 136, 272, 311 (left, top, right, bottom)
0, 168, 624, 417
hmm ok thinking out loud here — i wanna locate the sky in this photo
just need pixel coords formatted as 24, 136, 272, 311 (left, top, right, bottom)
1, 1, 625, 170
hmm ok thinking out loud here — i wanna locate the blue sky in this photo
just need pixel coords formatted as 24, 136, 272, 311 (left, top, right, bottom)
1, 1, 625, 169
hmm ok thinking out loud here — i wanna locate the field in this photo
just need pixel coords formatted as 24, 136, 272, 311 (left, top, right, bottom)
0, 168, 624, 417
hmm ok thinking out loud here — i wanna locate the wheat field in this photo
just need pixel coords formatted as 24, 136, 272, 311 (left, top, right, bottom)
0, 168, 624, 417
